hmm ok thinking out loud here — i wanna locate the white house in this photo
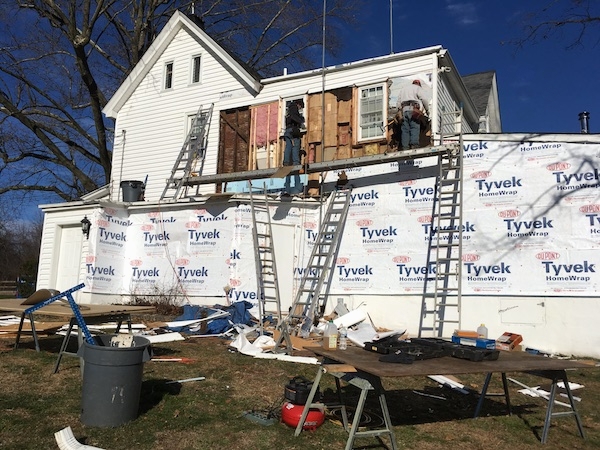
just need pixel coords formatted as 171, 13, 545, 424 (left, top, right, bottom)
37, 11, 600, 358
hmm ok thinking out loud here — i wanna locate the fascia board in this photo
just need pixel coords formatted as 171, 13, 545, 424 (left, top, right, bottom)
103, 13, 183, 118
262, 45, 444, 85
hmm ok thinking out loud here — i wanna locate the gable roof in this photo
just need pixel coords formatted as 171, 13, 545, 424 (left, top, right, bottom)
462, 71, 496, 116
103, 11, 262, 118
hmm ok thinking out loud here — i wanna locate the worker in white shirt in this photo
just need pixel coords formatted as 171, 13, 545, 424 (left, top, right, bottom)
396, 79, 431, 150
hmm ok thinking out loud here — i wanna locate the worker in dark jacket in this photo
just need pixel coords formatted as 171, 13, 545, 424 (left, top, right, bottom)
283, 99, 305, 166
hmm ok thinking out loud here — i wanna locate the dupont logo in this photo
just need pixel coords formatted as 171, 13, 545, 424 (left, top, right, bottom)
229, 279, 241, 287
337, 257, 350, 264
97, 219, 109, 227
536, 252, 560, 260
194, 209, 207, 215
130, 259, 143, 267
303, 221, 317, 229
580, 205, 600, 213
186, 221, 200, 228
355, 219, 373, 227
417, 215, 431, 223
393, 255, 411, 263
462, 254, 480, 262
470, 171, 491, 179
175, 258, 189, 266
140, 224, 153, 231
86, 255, 96, 264
104, 207, 117, 215
498, 209, 520, 218
546, 162, 571, 171
147, 212, 160, 218
398, 180, 416, 186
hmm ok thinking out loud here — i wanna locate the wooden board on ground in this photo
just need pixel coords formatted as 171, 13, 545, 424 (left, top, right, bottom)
272, 329, 321, 350
0, 322, 64, 335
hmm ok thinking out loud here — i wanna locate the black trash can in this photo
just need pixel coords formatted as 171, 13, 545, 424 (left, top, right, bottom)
120, 180, 145, 202
78, 334, 151, 427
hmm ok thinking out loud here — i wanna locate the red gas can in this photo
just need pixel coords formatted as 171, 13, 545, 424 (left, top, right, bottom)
281, 401, 325, 431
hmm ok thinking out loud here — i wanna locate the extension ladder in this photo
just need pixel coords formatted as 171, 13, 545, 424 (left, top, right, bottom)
275, 189, 351, 352
419, 108, 464, 337
161, 104, 213, 200
248, 182, 282, 333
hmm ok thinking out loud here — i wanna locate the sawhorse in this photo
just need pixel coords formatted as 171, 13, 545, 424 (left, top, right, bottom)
295, 358, 398, 450
475, 370, 585, 444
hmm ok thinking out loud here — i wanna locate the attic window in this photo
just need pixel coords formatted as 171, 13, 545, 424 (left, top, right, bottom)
164, 61, 174, 90
358, 84, 385, 141
191, 55, 202, 84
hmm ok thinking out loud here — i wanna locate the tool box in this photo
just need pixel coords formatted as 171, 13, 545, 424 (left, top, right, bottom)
451, 335, 497, 349
284, 376, 319, 405
365, 337, 499, 363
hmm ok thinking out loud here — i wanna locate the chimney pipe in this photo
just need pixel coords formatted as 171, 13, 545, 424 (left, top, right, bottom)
579, 111, 590, 134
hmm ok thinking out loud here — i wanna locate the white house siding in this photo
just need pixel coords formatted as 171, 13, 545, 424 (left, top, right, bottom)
110, 37, 475, 201
110, 27, 259, 203
435, 74, 474, 136
37, 204, 95, 303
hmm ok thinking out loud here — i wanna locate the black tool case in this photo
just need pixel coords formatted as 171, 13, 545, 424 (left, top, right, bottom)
365, 337, 499, 363
284, 376, 320, 404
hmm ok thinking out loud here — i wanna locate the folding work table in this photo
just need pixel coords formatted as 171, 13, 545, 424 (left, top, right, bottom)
0, 296, 155, 372
300, 346, 593, 449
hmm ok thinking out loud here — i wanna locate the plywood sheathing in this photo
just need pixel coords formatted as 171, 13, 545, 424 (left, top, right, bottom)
306, 88, 353, 162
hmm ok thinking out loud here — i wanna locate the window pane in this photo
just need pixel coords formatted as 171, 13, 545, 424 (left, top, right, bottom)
360, 86, 383, 139
192, 56, 201, 83
165, 62, 173, 89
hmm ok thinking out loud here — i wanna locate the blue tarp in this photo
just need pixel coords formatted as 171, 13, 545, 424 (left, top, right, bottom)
171, 302, 254, 334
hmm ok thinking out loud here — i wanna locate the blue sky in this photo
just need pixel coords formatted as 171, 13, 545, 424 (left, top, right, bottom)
329, 1, 598, 134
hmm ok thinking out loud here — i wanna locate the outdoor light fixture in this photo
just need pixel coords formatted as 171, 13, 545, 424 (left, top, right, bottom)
81, 216, 91, 240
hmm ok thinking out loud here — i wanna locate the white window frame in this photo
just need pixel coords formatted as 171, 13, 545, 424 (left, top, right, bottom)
357, 83, 386, 141
164, 61, 174, 90
280, 95, 306, 135
190, 54, 202, 84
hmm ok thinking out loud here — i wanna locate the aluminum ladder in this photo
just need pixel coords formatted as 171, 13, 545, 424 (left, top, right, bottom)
275, 188, 351, 353
160, 104, 213, 200
419, 107, 464, 338
248, 182, 282, 333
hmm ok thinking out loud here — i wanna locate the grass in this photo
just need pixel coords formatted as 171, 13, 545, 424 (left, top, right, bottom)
1, 319, 599, 450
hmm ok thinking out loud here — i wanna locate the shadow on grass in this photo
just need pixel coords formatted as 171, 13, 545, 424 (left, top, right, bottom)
321, 384, 539, 427
138, 378, 182, 415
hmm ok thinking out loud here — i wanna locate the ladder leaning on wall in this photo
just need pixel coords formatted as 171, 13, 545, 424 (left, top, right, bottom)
248, 182, 283, 334
274, 188, 352, 353
160, 104, 214, 201
419, 106, 464, 338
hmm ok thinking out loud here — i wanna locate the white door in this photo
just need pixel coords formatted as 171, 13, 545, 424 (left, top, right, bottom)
54, 225, 83, 295
272, 223, 296, 313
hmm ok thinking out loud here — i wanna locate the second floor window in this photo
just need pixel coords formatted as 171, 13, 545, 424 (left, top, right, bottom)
164, 62, 174, 90
191, 55, 202, 84
358, 84, 385, 140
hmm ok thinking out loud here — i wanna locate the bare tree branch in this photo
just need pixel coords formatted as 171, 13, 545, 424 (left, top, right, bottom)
0, 0, 360, 213
512, 0, 600, 49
